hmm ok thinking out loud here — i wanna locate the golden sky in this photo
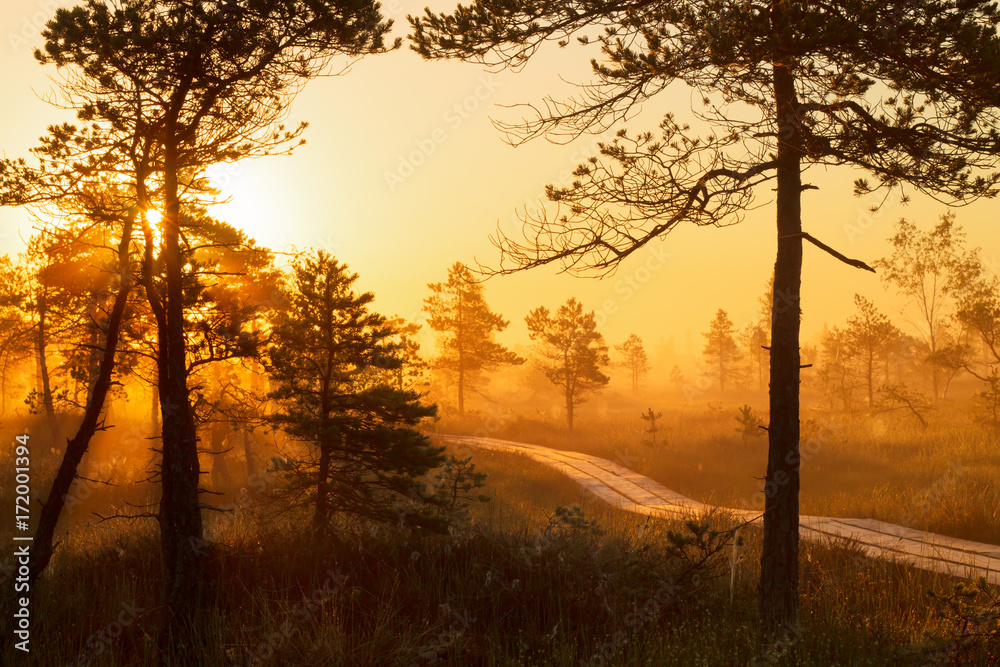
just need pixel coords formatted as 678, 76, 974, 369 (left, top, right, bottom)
3, 0, 999, 362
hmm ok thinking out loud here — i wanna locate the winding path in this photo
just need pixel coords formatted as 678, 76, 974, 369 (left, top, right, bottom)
441, 435, 1000, 586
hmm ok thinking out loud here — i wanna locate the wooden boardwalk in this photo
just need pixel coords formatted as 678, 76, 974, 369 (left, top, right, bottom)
441, 435, 1000, 586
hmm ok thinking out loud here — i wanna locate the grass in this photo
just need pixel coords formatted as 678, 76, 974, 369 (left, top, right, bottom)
1, 442, 998, 665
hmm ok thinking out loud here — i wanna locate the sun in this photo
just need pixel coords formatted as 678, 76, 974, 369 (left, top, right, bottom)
206, 161, 288, 248
145, 208, 163, 247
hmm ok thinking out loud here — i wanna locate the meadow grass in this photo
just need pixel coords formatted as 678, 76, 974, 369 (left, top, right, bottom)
1, 443, 997, 665
438, 405, 1000, 546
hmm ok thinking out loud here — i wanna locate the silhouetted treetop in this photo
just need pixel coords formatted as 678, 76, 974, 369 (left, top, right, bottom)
36, 0, 400, 173
411, 0, 1000, 276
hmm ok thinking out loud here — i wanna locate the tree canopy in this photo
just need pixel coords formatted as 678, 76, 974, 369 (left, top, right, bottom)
702, 309, 741, 395
615, 333, 649, 395
267, 250, 482, 532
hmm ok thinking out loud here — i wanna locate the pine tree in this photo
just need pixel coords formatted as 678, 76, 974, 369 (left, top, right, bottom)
844, 295, 901, 408
818, 326, 858, 411
424, 262, 523, 415
740, 321, 770, 392
267, 251, 454, 531
702, 309, 741, 394
616, 333, 650, 395
640, 408, 663, 447
525, 297, 609, 431
410, 0, 1000, 628
26, 0, 399, 630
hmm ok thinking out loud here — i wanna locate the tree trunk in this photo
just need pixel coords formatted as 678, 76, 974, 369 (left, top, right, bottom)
151, 380, 160, 436
929, 328, 940, 402
565, 387, 574, 432
867, 351, 874, 408
85, 303, 103, 395
315, 441, 331, 527
209, 421, 231, 491
457, 290, 465, 416
243, 430, 255, 479
156, 135, 205, 641
30, 217, 134, 584
759, 61, 803, 631
35, 289, 59, 445
719, 351, 726, 394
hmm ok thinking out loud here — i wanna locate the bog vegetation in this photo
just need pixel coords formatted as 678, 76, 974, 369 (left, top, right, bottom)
2, 0, 1000, 664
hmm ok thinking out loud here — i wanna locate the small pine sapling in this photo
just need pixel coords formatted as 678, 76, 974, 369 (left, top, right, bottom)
640, 408, 664, 448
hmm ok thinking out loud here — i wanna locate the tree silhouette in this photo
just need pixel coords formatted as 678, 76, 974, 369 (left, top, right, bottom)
424, 262, 523, 415
669, 364, 685, 393
356, 315, 430, 394
21, 238, 68, 441
266, 251, 450, 530
640, 407, 663, 447
615, 333, 649, 395
702, 309, 741, 395
1, 142, 149, 585
186, 221, 283, 495
876, 214, 980, 401
844, 295, 901, 408
409, 0, 1000, 626
736, 405, 766, 444
30, 0, 399, 635
956, 252, 1000, 430
525, 297, 609, 431
0, 256, 33, 414
818, 326, 858, 411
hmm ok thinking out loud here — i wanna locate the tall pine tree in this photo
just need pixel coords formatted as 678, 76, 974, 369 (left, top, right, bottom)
267, 251, 459, 531
410, 0, 1000, 627
424, 262, 523, 415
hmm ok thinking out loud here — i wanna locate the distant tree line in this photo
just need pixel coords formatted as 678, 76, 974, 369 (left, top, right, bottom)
695, 213, 1000, 432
